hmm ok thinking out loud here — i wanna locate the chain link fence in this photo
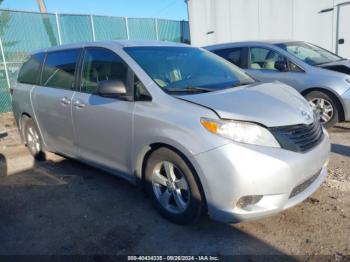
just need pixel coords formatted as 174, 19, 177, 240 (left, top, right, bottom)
0, 9, 190, 113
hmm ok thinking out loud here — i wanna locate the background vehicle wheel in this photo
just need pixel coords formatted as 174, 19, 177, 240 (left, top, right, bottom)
305, 91, 339, 128
23, 117, 46, 161
145, 147, 203, 225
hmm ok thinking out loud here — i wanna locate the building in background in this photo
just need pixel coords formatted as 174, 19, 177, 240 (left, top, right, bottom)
187, 0, 350, 58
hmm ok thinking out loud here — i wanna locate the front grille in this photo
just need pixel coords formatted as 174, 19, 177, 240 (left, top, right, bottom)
289, 171, 321, 199
269, 120, 324, 152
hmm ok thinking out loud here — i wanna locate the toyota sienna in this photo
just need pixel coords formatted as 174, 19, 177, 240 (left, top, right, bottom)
12, 41, 330, 224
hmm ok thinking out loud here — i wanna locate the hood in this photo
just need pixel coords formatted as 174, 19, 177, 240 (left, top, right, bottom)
179, 82, 314, 127
317, 59, 350, 75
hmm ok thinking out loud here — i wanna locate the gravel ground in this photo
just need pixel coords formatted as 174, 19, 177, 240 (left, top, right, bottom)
0, 113, 349, 259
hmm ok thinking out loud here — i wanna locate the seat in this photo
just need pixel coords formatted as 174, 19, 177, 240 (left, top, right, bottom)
250, 63, 261, 69
250, 53, 262, 69
264, 50, 281, 70
263, 59, 276, 70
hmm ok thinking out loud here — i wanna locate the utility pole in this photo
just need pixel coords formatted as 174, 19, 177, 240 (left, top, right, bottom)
36, 0, 58, 46
36, 0, 47, 13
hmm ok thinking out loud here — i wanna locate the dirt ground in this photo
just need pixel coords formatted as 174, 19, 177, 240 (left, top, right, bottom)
0, 112, 349, 260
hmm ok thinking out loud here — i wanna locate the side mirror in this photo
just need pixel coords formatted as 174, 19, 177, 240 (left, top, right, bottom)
275, 61, 288, 72
97, 80, 127, 98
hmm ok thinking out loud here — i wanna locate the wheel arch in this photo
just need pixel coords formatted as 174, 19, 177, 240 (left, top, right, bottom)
136, 142, 208, 211
301, 87, 345, 121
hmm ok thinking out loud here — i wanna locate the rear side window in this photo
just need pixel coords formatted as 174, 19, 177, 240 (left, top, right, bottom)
18, 53, 45, 85
41, 49, 81, 89
214, 48, 244, 68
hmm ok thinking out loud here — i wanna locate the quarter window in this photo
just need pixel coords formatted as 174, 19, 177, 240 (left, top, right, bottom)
81, 48, 128, 94
41, 49, 81, 89
134, 75, 151, 101
18, 53, 45, 85
288, 61, 303, 72
249, 47, 286, 70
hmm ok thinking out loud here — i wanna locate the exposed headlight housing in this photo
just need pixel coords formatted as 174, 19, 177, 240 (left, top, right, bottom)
200, 117, 280, 148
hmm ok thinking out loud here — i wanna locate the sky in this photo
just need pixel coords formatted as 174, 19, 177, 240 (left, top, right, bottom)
0, 0, 188, 20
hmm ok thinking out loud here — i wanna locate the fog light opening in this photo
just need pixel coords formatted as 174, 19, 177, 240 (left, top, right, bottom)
236, 195, 263, 209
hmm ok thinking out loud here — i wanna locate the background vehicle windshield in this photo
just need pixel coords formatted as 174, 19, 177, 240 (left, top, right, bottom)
125, 46, 254, 93
277, 42, 343, 66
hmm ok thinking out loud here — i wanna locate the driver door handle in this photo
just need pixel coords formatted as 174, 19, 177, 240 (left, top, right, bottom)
73, 100, 85, 109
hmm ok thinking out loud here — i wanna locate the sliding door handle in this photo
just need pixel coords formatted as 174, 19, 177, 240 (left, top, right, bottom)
60, 97, 71, 105
73, 100, 85, 108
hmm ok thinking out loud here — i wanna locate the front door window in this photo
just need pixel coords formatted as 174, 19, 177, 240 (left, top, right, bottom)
249, 47, 286, 71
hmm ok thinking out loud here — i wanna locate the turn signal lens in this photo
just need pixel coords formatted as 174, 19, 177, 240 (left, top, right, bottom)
200, 118, 219, 133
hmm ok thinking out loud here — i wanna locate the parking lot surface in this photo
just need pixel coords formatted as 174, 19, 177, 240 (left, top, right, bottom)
0, 113, 349, 258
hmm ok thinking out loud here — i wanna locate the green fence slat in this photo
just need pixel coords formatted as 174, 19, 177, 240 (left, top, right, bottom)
128, 18, 157, 40
59, 14, 93, 44
93, 15, 127, 40
157, 19, 182, 42
0, 10, 59, 62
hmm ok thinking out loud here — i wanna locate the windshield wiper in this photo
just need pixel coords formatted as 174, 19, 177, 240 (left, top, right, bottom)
231, 81, 253, 87
164, 86, 213, 93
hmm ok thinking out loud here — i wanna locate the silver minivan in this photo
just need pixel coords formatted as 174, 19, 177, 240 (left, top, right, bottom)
12, 41, 330, 224
205, 41, 350, 128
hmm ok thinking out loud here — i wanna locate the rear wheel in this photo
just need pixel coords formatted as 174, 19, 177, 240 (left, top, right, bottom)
305, 91, 339, 128
145, 147, 203, 225
23, 117, 46, 161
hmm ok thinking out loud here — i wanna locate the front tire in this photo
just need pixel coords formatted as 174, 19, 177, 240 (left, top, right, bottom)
305, 91, 339, 128
23, 117, 46, 161
145, 147, 203, 225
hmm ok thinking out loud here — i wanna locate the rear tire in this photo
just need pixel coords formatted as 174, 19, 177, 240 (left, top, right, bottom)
305, 91, 339, 128
145, 147, 203, 225
23, 117, 46, 161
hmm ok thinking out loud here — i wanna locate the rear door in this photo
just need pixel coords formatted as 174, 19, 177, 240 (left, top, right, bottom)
72, 47, 134, 176
31, 49, 81, 157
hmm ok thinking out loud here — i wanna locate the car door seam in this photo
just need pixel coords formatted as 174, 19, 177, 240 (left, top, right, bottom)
70, 91, 79, 157
29, 84, 47, 148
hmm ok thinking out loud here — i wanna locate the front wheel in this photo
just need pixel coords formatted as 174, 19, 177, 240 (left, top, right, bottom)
145, 148, 203, 225
305, 91, 339, 128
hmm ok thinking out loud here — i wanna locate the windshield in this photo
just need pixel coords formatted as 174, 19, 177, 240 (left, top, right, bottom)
277, 42, 343, 66
124, 46, 254, 94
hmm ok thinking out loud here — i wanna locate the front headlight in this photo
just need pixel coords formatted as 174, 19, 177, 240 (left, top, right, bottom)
200, 117, 280, 148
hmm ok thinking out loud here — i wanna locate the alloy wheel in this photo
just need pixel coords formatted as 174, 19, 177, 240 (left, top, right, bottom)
26, 126, 40, 154
151, 161, 190, 214
308, 98, 334, 123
